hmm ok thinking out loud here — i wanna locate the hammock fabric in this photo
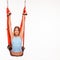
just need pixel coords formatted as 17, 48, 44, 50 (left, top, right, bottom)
6, 4, 27, 51
7, 8, 11, 46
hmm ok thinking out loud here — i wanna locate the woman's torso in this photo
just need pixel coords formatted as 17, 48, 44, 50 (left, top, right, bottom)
11, 36, 22, 52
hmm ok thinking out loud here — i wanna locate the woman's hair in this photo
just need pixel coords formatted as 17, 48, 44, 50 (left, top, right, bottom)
14, 26, 20, 36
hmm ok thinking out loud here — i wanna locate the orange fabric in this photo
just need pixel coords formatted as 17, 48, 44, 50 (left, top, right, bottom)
20, 18, 24, 46
7, 8, 10, 14
20, 7, 27, 47
7, 7, 27, 46
23, 7, 27, 14
7, 8, 11, 46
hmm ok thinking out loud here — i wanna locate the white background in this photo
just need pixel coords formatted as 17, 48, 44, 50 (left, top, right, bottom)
0, 0, 60, 60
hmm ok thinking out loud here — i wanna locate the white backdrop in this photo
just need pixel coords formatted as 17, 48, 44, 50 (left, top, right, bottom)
0, 0, 60, 60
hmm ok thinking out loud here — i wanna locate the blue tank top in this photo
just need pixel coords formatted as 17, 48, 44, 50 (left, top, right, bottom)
11, 36, 22, 52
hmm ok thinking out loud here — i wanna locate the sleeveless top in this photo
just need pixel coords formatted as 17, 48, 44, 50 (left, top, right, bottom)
11, 36, 22, 52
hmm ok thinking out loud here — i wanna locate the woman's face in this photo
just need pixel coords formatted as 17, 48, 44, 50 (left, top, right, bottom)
14, 27, 20, 36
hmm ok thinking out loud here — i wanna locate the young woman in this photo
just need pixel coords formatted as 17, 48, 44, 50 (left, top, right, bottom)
7, 11, 26, 56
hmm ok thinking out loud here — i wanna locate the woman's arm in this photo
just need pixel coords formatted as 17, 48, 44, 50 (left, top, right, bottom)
20, 15, 26, 47
8, 13, 13, 40
20, 15, 25, 39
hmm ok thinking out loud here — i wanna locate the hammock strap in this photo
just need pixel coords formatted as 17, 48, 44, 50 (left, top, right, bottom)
7, 8, 11, 46
20, 6, 27, 47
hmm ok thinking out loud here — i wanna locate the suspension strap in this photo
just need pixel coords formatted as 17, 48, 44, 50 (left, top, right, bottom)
7, 0, 11, 46
20, 0, 27, 47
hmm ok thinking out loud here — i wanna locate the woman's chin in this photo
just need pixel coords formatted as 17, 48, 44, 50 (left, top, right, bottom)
14, 34, 19, 36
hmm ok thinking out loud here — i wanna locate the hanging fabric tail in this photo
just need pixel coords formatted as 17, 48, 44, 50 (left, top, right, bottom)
7, 7, 11, 46
23, 7, 27, 47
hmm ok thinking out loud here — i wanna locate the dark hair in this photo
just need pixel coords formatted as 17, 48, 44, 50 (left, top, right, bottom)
14, 26, 20, 36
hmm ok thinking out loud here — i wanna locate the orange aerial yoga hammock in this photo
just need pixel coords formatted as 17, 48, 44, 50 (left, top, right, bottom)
6, 0, 27, 56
